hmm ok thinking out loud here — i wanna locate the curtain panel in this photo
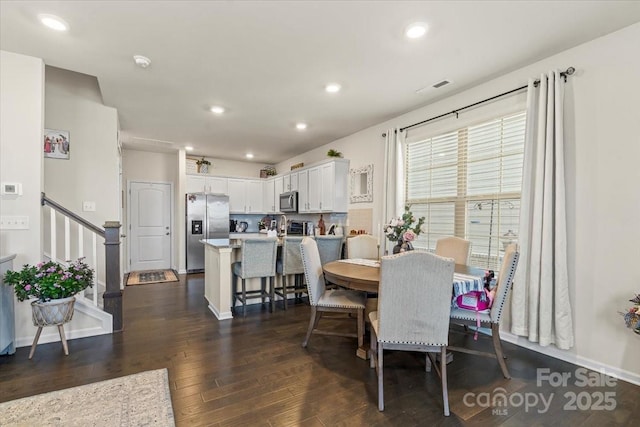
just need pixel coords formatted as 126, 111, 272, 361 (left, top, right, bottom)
511, 70, 574, 350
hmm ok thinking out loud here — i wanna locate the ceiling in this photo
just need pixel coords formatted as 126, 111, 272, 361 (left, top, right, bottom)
2, 1, 640, 164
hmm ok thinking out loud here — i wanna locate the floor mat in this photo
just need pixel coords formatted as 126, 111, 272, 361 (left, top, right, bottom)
126, 269, 179, 286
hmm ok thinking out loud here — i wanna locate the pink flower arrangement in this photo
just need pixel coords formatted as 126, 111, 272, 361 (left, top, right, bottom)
384, 205, 425, 242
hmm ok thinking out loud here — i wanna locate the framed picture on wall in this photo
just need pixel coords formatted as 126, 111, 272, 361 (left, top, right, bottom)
44, 129, 70, 160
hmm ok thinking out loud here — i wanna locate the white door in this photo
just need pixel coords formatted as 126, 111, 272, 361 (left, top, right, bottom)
129, 182, 172, 271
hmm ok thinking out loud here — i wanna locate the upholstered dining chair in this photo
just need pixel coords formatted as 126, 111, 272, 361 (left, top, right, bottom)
231, 238, 278, 317
369, 251, 455, 415
299, 237, 366, 349
315, 235, 344, 266
435, 236, 471, 265
346, 234, 379, 260
447, 243, 520, 378
275, 236, 306, 310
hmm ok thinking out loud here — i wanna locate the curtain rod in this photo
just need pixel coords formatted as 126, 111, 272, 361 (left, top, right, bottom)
382, 66, 575, 137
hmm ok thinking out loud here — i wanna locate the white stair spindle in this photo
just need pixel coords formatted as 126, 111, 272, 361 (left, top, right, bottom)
78, 226, 84, 259
92, 233, 98, 306
64, 217, 70, 262
50, 208, 57, 262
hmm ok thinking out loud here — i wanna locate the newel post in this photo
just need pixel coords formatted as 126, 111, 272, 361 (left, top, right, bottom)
103, 221, 123, 332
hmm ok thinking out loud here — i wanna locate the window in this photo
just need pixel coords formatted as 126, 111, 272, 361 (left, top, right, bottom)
404, 111, 525, 269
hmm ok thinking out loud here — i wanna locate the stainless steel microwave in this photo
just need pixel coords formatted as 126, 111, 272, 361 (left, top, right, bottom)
279, 191, 298, 213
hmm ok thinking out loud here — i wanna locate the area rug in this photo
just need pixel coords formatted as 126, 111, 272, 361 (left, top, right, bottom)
126, 269, 179, 286
0, 368, 175, 426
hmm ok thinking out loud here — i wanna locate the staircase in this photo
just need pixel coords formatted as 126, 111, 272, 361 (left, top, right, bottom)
41, 192, 123, 332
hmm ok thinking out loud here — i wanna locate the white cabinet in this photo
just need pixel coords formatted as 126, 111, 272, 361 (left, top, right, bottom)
186, 175, 206, 193
263, 179, 276, 213
206, 176, 228, 194
297, 159, 349, 213
186, 175, 228, 194
228, 178, 263, 213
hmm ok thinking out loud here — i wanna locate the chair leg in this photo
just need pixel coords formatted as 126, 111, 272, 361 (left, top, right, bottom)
377, 342, 384, 411
282, 275, 288, 310
440, 347, 450, 416
231, 273, 238, 315
261, 277, 266, 305
492, 323, 511, 379
270, 277, 275, 313
425, 353, 432, 372
241, 278, 247, 317
369, 327, 377, 369
58, 325, 69, 356
357, 308, 364, 349
29, 326, 43, 359
302, 306, 318, 348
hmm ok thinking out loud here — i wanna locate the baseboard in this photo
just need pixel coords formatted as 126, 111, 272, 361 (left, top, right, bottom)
501, 331, 640, 386
208, 304, 233, 320
178, 268, 187, 275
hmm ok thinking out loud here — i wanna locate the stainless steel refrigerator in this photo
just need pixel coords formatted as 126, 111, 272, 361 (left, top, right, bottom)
186, 193, 230, 273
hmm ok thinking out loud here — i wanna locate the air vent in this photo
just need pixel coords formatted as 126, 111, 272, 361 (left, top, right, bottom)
432, 79, 451, 89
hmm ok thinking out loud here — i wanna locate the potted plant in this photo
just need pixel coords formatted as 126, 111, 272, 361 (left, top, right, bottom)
327, 149, 343, 158
196, 157, 211, 174
4, 258, 94, 326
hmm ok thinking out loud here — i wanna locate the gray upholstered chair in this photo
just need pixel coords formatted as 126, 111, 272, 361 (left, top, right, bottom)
369, 251, 455, 415
314, 235, 344, 265
448, 243, 520, 378
435, 236, 471, 265
275, 236, 306, 310
232, 238, 278, 317
299, 237, 365, 349
346, 234, 379, 260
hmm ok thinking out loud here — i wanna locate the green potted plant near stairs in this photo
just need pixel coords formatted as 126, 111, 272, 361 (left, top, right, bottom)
4, 257, 94, 358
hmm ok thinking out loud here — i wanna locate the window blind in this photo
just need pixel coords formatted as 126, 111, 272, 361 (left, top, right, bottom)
405, 111, 526, 269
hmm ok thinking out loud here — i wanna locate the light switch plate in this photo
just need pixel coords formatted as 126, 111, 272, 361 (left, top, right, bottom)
1, 182, 22, 195
0, 215, 29, 230
82, 201, 96, 212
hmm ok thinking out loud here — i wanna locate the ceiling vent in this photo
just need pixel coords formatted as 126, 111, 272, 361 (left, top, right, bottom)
432, 79, 451, 89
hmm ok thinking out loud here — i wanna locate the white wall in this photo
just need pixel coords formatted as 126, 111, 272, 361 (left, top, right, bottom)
277, 23, 640, 382
189, 156, 265, 178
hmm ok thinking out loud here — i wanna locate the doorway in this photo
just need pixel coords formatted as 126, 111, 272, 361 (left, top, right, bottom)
128, 181, 172, 272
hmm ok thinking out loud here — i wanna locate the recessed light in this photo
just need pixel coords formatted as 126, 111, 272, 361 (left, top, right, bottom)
133, 55, 151, 68
185, 146, 194, 151
246, 153, 254, 159
405, 22, 428, 39
325, 83, 341, 93
38, 14, 69, 32
210, 106, 225, 114
296, 123, 307, 131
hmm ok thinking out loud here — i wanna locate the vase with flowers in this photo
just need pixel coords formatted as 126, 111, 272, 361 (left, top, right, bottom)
384, 205, 426, 254
4, 257, 94, 358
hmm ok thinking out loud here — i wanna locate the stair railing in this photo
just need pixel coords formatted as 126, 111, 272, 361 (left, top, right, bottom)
41, 192, 123, 332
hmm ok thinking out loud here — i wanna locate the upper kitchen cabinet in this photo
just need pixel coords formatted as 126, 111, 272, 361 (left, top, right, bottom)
185, 175, 228, 194
298, 159, 349, 213
228, 178, 263, 213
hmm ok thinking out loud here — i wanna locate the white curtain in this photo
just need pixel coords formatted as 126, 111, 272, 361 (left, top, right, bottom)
381, 128, 405, 255
511, 70, 574, 349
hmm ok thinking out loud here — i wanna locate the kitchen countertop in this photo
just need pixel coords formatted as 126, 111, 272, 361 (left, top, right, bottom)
201, 237, 283, 249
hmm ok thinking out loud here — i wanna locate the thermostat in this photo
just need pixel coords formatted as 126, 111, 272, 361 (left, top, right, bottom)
1, 182, 22, 195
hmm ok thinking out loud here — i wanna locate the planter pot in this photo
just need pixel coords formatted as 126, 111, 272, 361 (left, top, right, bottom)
31, 296, 75, 327
392, 240, 414, 254
198, 164, 209, 174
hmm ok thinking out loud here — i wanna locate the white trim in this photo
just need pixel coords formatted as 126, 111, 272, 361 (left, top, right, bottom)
178, 268, 187, 274
501, 331, 640, 386
207, 302, 232, 320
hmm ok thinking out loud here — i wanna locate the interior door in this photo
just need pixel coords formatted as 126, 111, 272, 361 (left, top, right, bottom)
129, 182, 172, 271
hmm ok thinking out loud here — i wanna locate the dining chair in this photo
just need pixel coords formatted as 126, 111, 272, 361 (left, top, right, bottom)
231, 238, 278, 317
315, 235, 344, 265
346, 234, 379, 260
299, 237, 365, 349
435, 236, 471, 265
369, 251, 455, 415
447, 243, 520, 378
275, 236, 306, 310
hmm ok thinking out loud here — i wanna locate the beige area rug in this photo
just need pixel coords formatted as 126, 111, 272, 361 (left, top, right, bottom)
0, 369, 175, 426
126, 269, 179, 286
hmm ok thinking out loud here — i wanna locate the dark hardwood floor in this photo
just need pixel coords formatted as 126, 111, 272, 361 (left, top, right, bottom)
1, 274, 637, 426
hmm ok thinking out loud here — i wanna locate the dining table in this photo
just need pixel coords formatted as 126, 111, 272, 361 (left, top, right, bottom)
322, 258, 487, 359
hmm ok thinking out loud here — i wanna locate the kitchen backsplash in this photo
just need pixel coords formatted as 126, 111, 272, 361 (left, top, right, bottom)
230, 213, 348, 233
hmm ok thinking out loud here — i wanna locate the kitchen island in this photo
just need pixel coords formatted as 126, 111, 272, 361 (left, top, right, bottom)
201, 236, 284, 320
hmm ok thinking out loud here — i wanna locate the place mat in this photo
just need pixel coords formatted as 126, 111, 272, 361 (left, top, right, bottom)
126, 269, 179, 286
337, 258, 381, 267
0, 369, 175, 426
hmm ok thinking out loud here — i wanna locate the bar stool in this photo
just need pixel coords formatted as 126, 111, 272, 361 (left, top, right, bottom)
315, 235, 344, 265
232, 238, 278, 316
274, 236, 306, 310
